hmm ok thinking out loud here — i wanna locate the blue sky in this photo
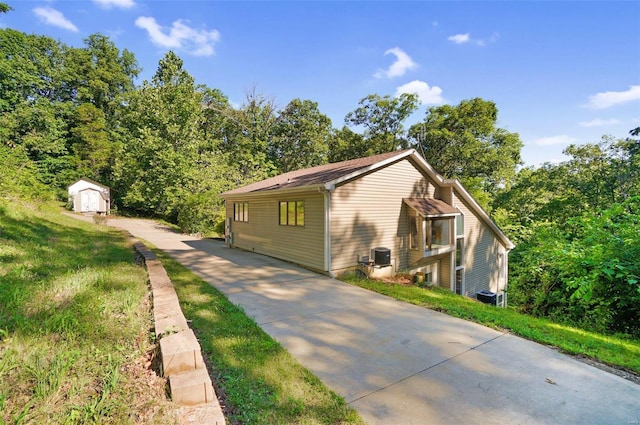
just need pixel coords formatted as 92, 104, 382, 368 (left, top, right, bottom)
3, 0, 640, 166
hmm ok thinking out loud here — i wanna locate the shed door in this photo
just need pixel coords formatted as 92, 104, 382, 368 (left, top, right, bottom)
81, 191, 99, 212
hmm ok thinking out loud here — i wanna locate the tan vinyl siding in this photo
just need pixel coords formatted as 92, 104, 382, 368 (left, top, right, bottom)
330, 158, 438, 273
453, 190, 501, 297
440, 253, 452, 289
226, 192, 325, 271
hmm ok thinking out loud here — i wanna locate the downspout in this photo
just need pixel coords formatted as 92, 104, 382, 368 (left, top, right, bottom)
319, 187, 334, 277
504, 249, 510, 307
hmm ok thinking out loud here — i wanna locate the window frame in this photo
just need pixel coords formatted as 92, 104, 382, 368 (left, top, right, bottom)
425, 217, 453, 251
409, 215, 419, 250
455, 211, 465, 294
279, 200, 305, 227
233, 202, 249, 222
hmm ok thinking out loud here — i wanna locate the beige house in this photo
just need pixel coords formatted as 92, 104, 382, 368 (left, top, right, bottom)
220, 149, 514, 305
68, 178, 111, 214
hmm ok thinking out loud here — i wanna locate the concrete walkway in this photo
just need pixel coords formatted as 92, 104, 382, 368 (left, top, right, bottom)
108, 217, 640, 425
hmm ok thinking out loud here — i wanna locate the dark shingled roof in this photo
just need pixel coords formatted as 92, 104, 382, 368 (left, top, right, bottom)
403, 198, 460, 217
222, 150, 410, 195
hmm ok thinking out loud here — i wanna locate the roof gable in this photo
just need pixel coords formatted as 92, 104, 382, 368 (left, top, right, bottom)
221, 150, 412, 195
68, 177, 109, 190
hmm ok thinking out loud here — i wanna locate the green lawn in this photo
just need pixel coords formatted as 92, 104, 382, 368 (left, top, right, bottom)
0, 200, 176, 424
344, 275, 640, 376
157, 250, 364, 425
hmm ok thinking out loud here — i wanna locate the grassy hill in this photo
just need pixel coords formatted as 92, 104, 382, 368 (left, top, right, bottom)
0, 199, 176, 424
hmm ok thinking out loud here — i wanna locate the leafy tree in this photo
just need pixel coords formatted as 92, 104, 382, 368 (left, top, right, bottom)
0, 29, 69, 111
0, 3, 12, 13
0, 144, 53, 201
115, 52, 201, 216
114, 51, 231, 232
509, 197, 640, 336
66, 34, 140, 122
409, 98, 522, 196
328, 126, 368, 163
216, 88, 278, 183
495, 135, 640, 236
69, 103, 111, 180
270, 98, 332, 172
344, 93, 419, 155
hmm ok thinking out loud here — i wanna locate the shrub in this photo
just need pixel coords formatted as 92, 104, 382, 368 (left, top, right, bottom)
176, 192, 222, 235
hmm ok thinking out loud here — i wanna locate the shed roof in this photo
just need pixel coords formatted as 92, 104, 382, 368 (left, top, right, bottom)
403, 198, 460, 217
68, 177, 110, 191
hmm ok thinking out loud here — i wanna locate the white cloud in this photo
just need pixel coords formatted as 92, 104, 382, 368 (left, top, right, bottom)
92, 0, 136, 9
579, 118, 621, 127
33, 7, 78, 32
448, 33, 470, 44
448, 32, 499, 46
373, 47, 417, 79
585, 85, 640, 109
135, 16, 220, 56
533, 135, 578, 146
395, 80, 444, 105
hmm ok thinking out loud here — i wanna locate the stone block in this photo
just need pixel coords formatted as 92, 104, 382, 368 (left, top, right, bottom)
153, 284, 178, 300
160, 329, 204, 376
155, 311, 190, 336
176, 401, 227, 425
153, 293, 182, 319
133, 242, 157, 260
169, 367, 216, 407
147, 263, 173, 290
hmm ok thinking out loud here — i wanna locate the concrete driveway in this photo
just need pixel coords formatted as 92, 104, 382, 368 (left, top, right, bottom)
108, 218, 640, 425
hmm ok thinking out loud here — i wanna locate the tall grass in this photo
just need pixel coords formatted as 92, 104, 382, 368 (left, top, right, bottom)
0, 200, 176, 424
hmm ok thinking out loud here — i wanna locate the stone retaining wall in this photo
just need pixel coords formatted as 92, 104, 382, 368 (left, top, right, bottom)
133, 242, 225, 425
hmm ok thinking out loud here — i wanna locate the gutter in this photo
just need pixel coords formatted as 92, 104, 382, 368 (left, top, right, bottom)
221, 184, 325, 200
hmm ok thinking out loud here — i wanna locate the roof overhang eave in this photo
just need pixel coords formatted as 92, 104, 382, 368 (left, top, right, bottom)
221, 184, 326, 199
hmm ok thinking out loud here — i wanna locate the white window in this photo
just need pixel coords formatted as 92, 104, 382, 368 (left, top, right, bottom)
426, 218, 452, 251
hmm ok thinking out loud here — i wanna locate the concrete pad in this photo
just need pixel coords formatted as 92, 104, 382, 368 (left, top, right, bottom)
261, 291, 503, 402
159, 329, 204, 376
351, 333, 640, 424
169, 366, 215, 406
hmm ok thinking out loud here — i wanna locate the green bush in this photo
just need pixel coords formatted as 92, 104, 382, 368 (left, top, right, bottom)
176, 192, 223, 235
509, 197, 640, 337
0, 145, 54, 201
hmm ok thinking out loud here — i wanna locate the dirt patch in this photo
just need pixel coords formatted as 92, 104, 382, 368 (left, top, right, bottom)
378, 273, 414, 285
121, 346, 179, 424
